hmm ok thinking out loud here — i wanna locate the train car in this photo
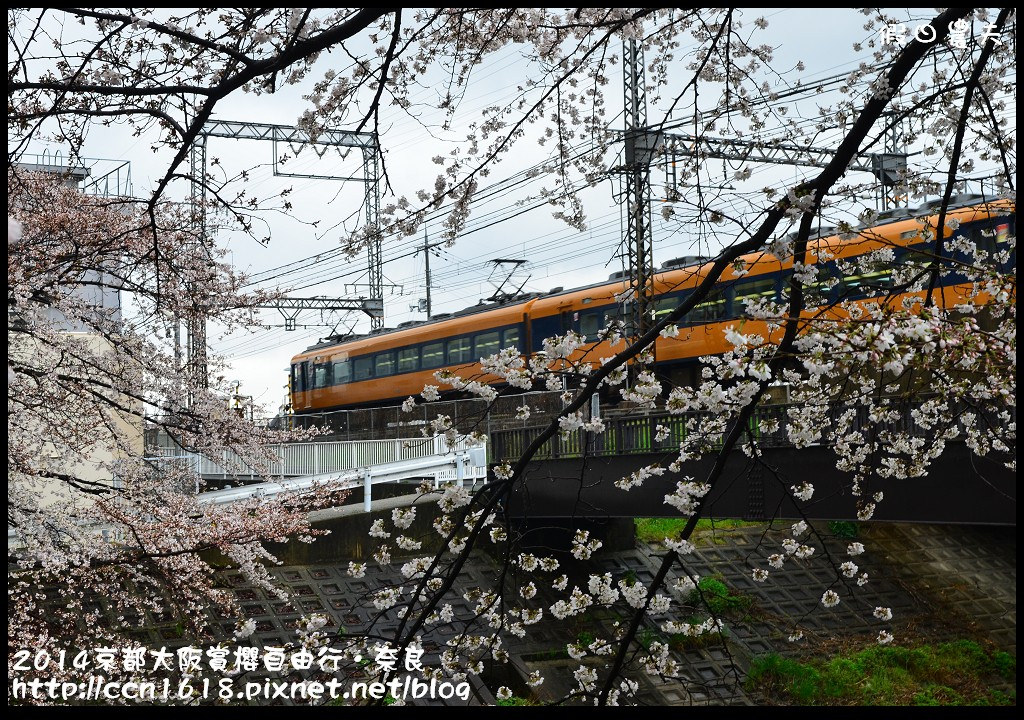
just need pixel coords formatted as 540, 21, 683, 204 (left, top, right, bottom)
290, 198, 1014, 413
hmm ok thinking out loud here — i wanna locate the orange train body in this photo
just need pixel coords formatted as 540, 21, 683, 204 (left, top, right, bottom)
290, 201, 1014, 412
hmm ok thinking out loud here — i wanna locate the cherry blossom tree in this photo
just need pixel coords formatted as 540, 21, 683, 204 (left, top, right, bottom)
8, 7, 1015, 706
7, 168, 355, 688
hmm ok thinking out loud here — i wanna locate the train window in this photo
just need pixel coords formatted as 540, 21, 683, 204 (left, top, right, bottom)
422, 342, 444, 369
474, 331, 500, 359
803, 264, 840, 307
375, 351, 395, 377
838, 256, 893, 297
654, 294, 685, 321
314, 364, 331, 389
333, 358, 351, 385
305, 362, 316, 392
447, 336, 472, 364
838, 274, 885, 297
894, 248, 930, 288
291, 364, 303, 392
579, 311, 602, 341
733, 276, 778, 316
353, 356, 373, 381
502, 327, 520, 351
969, 223, 1011, 267
604, 305, 626, 326
397, 347, 419, 373
688, 287, 730, 324
970, 225, 996, 261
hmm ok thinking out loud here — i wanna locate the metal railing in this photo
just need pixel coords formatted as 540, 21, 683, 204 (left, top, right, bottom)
264, 391, 569, 440
146, 435, 486, 482
198, 445, 488, 513
16, 152, 133, 198
489, 401, 945, 462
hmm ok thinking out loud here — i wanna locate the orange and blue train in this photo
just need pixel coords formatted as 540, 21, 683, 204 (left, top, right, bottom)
290, 198, 1014, 413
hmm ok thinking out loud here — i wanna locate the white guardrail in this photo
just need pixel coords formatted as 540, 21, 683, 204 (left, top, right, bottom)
200, 448, 487, 512
146, 436, 489, 512
8, 440, 488, 547
146, 436, 484, 480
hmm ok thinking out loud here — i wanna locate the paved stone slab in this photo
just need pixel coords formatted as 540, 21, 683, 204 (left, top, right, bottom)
35, 522, 1013, 705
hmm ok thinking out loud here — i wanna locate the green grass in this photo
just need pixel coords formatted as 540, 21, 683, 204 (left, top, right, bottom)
669, 629, 728, 651
496, 696, 534, 706
689, 577, 754, 615
634, 517, 688, 542
633, 517, 759, 543
637, 627, 658, 650
747, 640, 1016, 706
828, 521, 859, 538
523, 647, 569, 661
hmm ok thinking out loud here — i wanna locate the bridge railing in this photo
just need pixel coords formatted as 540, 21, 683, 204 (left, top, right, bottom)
146, 435, 481, 482
257, 391, 568, 440
489, 401, 937, 462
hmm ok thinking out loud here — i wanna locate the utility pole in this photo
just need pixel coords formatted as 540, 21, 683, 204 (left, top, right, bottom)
876, 111, 909, 210
416, 231, 448, 318
363, 144, 383, 330
621, 38, 657, 341
187, 132, 209, 403
172, 321, 182, 379
423, 228, 432, 318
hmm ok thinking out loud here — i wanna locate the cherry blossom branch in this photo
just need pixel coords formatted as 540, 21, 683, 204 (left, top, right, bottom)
925, 7, 1013, 307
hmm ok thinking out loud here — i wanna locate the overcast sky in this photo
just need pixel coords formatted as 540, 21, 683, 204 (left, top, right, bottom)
23, 8, 1013, 412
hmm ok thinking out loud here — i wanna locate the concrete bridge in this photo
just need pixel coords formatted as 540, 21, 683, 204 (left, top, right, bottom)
488, 404, 1016, 525
150, 397, 1013, 525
